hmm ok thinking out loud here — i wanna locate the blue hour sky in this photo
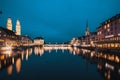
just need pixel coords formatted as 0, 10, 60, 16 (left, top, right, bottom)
0, 0, 120, 43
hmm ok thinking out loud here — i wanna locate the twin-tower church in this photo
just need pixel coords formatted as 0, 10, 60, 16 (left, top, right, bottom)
6, 17, 21, 36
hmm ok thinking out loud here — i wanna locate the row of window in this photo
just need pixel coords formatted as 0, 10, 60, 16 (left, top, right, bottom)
98, 26, 119, 35
97, 43, 120, 48
103, 18, 120, 27
0, 34, 17, 39
98, 18, 120, 35
98, 37, 120, 41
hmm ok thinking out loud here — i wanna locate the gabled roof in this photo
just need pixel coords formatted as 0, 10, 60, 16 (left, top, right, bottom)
21, 35, 32, 40
34, 37, 44, 39
0, 26, 16, 36
97, 13, 120, 29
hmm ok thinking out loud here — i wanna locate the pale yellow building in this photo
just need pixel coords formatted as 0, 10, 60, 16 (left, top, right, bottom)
6, 18, 12, 31
16, 20, 21, 35
34, 37, 44, 46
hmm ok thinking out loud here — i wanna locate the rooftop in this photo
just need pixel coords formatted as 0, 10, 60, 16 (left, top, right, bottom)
0, 26, 16, 36
34, 37, 44, 39
97, 13, 120, 29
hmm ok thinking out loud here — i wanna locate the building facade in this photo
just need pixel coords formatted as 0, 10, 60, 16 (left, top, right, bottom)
0, 17, 25, 47
16, 20, 21, 36
97, 14, 120, 49
75, 14, 120, 49
34, 37, 44, 46
0, 27, 19, 47
21, 36, 33, 46
89, 32, 97, 47
6, 18, 12, 31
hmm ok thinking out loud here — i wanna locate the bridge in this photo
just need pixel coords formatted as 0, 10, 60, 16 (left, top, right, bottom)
44, 44, 71, 47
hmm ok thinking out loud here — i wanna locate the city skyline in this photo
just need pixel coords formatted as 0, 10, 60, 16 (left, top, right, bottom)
0, 1, 120, 80
0, 0, 120, 43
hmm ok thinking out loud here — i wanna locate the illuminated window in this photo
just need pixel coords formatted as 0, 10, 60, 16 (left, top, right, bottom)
98, 32, 99, 35
115, 43, 118, 47
4, 35, 6, 37
111, 43, 114, 47
100, 31, 101, 34
107, 24, 110, 28
107, 29, 110, 32
104, 25, 106, 29
108, 44, 110, 48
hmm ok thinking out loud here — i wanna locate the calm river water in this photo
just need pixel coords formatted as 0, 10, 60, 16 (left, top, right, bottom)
0, 47, 120, 80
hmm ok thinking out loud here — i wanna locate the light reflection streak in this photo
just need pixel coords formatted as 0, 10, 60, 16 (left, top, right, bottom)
0, 47, 27, 75
0, 46, 119, 80
16, 58, 21, 73
79, 48, 120, 80
119, 69, 120, 74
7, 65, 13, 75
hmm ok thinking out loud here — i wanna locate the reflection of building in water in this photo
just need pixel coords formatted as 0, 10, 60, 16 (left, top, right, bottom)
68, 47, 80, 55
44, 46, 70, 53
26, 49, 29, 60
21, 48, 33, 61
79, 49, 120, 80
0, 47, 32, 76
0, 49, 23, 75
16, 58, 21, 73
29, 48, 33, 55
0, 48, 12, 55
34, 47, 44, 56
33, 46, 73, 56
7, 65, 13, 75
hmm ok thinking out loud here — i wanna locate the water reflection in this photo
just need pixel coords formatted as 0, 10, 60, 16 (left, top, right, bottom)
34, 46, 71, 56
75, 48, 120, 80
16, 58, 21, 73
7, 65, 12, 75
0, 47, 33, 75
34, 47, 44, 56
0, 46, 120, 80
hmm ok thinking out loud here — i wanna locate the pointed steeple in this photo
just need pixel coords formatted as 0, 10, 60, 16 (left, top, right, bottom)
85, 20, 89, 36
16, 19, 21, 35
6, 17, 12, 30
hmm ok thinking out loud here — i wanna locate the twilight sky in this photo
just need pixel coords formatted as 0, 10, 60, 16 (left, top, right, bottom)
0, 0, 120, 43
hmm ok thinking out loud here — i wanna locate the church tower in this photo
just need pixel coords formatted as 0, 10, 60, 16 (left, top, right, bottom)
16, 19, 21, 35
85, 21, 89, 36
6, 17, 12, 30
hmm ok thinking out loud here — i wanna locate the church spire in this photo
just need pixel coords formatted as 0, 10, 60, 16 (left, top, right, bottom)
85, 20, 89, 36
6, 17, 12, 30
16, 19, 21, 35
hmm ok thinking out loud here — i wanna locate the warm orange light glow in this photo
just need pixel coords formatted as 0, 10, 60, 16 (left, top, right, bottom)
16, 58, 21, 73
7, 65, 13, 75
0, 62, 1, 69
